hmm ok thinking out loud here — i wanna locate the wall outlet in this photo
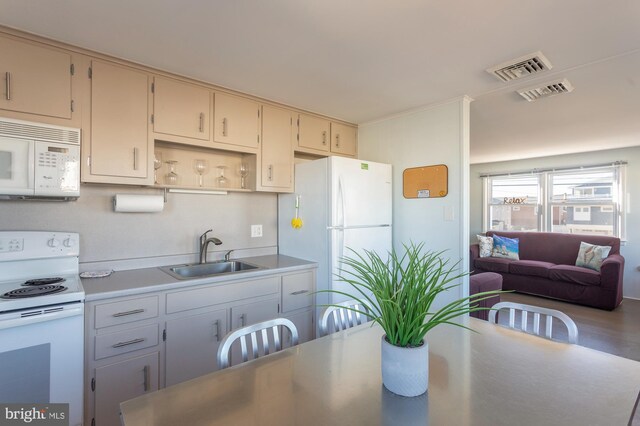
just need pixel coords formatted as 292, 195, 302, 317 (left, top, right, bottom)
251, 224, 263, 238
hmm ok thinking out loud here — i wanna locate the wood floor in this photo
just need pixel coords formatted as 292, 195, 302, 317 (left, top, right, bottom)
498, 292, 640, 362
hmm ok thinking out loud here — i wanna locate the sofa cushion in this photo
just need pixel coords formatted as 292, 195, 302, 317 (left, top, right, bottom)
509, 260, 554, 278
491, 235, 520, 260
549, 264, 601, 286
575, 242, 612, 272
474, 257, 512, 273
477, 235, 493, 258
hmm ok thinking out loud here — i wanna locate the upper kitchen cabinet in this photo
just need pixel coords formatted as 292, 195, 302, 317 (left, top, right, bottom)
84, 60, 151, 183
330, 122, 357, 157
296, 113, 358, 157
153, 76, 211, 143
0, 34, 74, 121
297, 113, 330, 153
259, 105, 293, 192
213, 92, 260, 151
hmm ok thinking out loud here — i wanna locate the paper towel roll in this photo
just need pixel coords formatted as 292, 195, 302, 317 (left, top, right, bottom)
113, 194, 164, 213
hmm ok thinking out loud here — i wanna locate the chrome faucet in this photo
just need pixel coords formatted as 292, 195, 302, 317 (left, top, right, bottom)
199, 229, 222, 264
224, 250, 234, 262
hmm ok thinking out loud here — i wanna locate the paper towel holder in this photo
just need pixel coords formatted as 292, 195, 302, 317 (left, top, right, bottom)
113, 193, 165, 213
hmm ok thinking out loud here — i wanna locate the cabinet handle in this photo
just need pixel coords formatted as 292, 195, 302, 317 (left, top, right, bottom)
112, 337, 146, 348
112, 308, 145, 317
222, 118, 228, 137
290, 290, 309, 295
335, 134, 340, 148
199, 112, 204, 132
268, 165, 273, 181
4, 72, 10, 101
240, 313, 246, 327
214, 320, 221, 342
133, 147, 138, 170
143, 365, 151, 392
322, 131, 327, 145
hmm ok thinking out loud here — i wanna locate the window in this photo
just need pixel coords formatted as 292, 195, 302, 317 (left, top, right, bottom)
483, 164, 625, 238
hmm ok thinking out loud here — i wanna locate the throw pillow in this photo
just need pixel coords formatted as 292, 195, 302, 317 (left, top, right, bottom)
575, 242, 611, 272
491, 235, 520, 260
477, 235, 493, 258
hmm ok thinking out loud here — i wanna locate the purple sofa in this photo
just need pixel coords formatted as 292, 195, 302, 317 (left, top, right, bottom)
470, 231, 624, 311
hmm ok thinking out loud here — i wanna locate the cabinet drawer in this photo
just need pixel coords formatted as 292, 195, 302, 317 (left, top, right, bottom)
94, 296, 159, 329
95, 324, 159, 360
167, 276, 280, 314
282, 271, 314, 313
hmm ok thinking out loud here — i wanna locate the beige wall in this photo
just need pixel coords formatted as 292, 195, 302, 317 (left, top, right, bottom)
0, 184, 277, 267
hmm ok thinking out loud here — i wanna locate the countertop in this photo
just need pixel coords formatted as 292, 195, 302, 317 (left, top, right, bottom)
81, 255, 317, 302
120, 317, 640, 426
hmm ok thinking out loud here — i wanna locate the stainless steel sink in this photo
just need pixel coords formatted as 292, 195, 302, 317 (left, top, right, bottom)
161, 260, 261, 280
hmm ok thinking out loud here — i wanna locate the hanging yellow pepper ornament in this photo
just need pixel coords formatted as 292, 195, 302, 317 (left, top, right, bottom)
291, 195, 303, 229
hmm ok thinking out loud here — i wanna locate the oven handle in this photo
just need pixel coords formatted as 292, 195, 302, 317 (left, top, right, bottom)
0, 305, 84, 330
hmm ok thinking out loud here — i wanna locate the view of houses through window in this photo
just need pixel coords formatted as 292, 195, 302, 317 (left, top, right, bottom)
484, 164, 625, 238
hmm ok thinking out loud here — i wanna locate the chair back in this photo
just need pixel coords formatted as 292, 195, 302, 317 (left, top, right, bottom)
319, 300, 370, 337
488, 301, 578, 344
217, 318, 298, 369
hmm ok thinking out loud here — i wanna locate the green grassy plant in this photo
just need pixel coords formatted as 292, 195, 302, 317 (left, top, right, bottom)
325, 242, 503, 347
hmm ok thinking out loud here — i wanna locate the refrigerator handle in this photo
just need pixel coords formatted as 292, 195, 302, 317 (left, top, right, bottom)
338, 176, 346, 228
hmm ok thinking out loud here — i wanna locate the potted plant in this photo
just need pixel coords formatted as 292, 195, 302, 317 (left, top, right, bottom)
326, 242, 503, 397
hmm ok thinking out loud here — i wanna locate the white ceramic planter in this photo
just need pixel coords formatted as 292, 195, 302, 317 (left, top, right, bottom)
381, 335, 429, 397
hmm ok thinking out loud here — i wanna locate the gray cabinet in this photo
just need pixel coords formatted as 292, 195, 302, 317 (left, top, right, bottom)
164, 308, 227, 387
85, 266, 316, 426
94, 352, 159, 426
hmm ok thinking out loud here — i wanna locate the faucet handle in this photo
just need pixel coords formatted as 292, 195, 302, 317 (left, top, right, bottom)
200, 229, 213, 239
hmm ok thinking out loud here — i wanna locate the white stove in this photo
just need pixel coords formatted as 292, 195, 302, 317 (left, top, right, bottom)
0, 231, 84, 426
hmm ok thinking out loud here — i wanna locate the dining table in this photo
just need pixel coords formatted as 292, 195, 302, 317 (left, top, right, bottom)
120, 317, 640, 425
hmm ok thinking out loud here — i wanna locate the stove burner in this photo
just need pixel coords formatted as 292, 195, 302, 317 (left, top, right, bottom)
23, 277, 66, 286
1, 285, 67, 299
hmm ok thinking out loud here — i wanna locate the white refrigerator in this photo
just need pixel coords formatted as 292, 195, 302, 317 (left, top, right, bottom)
278, 156, 392, 326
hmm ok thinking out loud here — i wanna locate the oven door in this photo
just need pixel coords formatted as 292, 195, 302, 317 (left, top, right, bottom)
0, 304, 84, 426
0, 135, 34, 196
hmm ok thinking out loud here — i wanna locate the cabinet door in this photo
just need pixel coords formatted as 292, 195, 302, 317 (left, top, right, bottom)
0, 36, 72, 119
213, 92, 260, 149
153, 76, 210, 141
331, 122, 357, 157
89, 60, 149, 179
282, 308, 314, 345
165, 308, 227, 387
260, 105, 293, 191
228, 298, 280, 366
297, 113, 330, 153
94, 351, 159, 426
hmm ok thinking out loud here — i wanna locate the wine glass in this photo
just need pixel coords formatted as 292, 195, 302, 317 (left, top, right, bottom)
194, 159, 209, 187
165, 160, 179, 185
153, 152, 163, 184
216, 165, 228, 188
238, 163, 248, 189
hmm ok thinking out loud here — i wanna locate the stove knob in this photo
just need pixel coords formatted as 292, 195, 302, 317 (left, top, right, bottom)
63, 238, 76, 247
47, 238, 60, 248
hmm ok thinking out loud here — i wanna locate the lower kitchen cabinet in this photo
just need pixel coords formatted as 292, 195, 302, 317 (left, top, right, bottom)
164, 308, 227, 387
94, 351, 159, 426
282, 308, 314, 345
84, 266, 316, 426
229, 297, 280, 366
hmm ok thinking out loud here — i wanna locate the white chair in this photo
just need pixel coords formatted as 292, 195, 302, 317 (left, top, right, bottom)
488, 301, 579, 344
217, 318, 298, 369
319, 300, 370, 337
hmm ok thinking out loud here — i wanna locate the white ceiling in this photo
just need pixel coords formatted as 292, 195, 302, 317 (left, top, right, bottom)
1, 0, 639, 163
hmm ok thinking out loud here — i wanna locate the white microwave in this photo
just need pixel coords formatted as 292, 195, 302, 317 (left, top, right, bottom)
0, 117, 80, 200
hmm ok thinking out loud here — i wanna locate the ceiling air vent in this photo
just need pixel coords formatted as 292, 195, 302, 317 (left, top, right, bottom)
486, 51, 553, 82
517, 78, 574, 102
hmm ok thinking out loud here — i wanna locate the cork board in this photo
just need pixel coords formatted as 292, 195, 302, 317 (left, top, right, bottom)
403, 164, 448, 199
